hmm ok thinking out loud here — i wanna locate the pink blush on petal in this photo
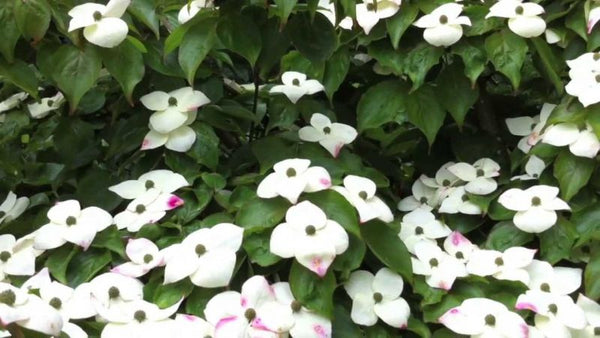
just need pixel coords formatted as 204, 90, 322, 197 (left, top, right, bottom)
141, 139, 150, 150
515, 302, 538, 312
241, 297, 247, 307
333, 143, 343, 158
167, 196, 184, 209
520, 324, 529, 338
251, 318, 270, 331
313, 324, 328, 338
451, 232, 467, 246
215, 316, 237, 330
320, 178, 331, 187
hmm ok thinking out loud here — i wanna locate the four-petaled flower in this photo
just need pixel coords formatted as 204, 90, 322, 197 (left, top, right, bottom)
0, 234, 37, 280
67, 0, 131, 48
466, 247, 536, 284
542, 123, 600, 159
0, 191, 29, 224
398, 208, 451, 253
411, 240, 467, 290
448, 158, 500, 195
515, 290, 587, 336
505, 103, 554, 153
109, 169, 189, 200
27, 92, 65, 119
114, 188, 184, 232
565, 52, 600, 107
112, 238, 165, 278
486, 0, 546, 38
413, 3, 471, 47
355, 0, 402, 35
524, 260, 581, 296
298, 113, 358, 158
332, 175, 394, 223
270, 71, 324, 104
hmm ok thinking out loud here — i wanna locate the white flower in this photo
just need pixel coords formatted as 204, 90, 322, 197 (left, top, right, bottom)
33, 200, 113, 250
0, 191, 29, 224
0, 234, 37, 280
542, 123, 600, 158
332, 175, 393, 223
438, 186, 482, 215
141, 87, 210, 134
397, 179, 439, 212
88, 272, 144, 309
572, 294, 600, 338
270, 201, 348, 277
545, 28, 561, 44
67, 0, 130, 48
109, 169, 189, 200
15, 293, 64, 336
163, 223, 243, 287
113, 188, 184, 232
0, 92, 28, 113
272, 282, 332, 338
411, 241, 467, 290
204, 276, 295, 337
298, 113, 357, 158
588, 6, 600, 33
448, 158, 500, 195
516, 290, 586, 335
486, 0, 546, 38
498, 185, 570, 233
511, 155, 545, 181
443, 231, 476, 263
420, 162, 460, 192
112, 238, 164, 278
565, 52, 600, 107
178, 0, 214, 24
524, 260, 581, 295
398, 208, 451, 253
439, 297, 530, 337
269, 71, 324, 104
141, 118, 198, 152
257, 158, 332, 204
413, 3, 471, 47
355, 0, 402, 35
0, 282, 30, 326
466, 247, 536, 284
344, 268, 410, 328
505, 103, 554, 153
173, 314, 215, 338
27, 92, 65, 119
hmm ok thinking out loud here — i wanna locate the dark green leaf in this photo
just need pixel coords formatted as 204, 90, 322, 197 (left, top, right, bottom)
217, 14, 262, 66
530, 37, 564, 95
361, 220, 413, 281
386, 2, 419, 49
452, 39, 487, 86
539, 218, 577, 264
356, 80, 408, 132
289, 261, 336, 318
436, 62, 479, 128
406, 84, 447, 146
0, 2, 20, 62
66, 248, 112, 286
0, 58, 38, 99
402, 43, 443, 90
484, 221, 534, 251
14, 0, 51, 42
179, 17, 218, 85
153, 279, 194, 308
99, 40, 145, 104
274, 0, 297, 24
243, 229, 282, 266
585, 246, 600, 299
45, 245, 77, 284
187, 122, 220, 170
323, 47, 350, 101
553, 150, 595, 201
484, 30, 528, 89
129, 0, 160, 38
235, 197, 289, 231
286, 12, 337, 63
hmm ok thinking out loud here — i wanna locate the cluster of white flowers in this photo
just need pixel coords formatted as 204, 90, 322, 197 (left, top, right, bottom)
566, 52, 600, 107
0, 90, 65, 121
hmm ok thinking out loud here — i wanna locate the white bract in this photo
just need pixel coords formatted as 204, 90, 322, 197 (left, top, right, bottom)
511, 155, 545, 181
524, 260, 581, 296
355, 0, 402, 35
443, 231, 477, 263
67, 0, 130, 48
112, 238, 164, 278
0, 282, 30, 326
466, 247, 536, 284
397, 179, 439, 212
204, 276, 295, 337
27, 92, 65, 119
565, 52, 600, 107
178, 0, 214, 24
317, 0, 353, 30
89, 272, 144, 309
163, 223, 243, 287
33, 200, 113, 250
572, 294, 600, 338
505, 103, 554, 153
516, 290, 587, 336
0, 191, 29, 224
398, 208, 451, 253
420, 162, 460, 193
344, 268, 410, 328
498, 185, 570, 233
173, 314, 215, 338
257, 158, 332, 204
332, 175, 393, 223
270, 201, 348, 277
109, 169, 189, 200
0, 92, 28, 113
141, 87, 209, 134
545, 28, 561, 44
588, 6, 600, 34
0, 234, 37, 280
298, 113, 357, 157
411, 241, 467, 290
272, 282, 332, 338
448, 158, 500, 195
413, 3, 471, 47
486, 0, 546, 38
438, 186, 482, 215
542, 123, 600, 158
440, 297, 530, 337
141, 115, 198, 152
269, 71, 324, 104
114, 188, 184, 232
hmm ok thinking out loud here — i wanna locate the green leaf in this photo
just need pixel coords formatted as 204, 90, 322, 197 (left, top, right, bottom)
153, 279, 194, 308
484, 30, 528, 89
332, 304, 362, 338
484, 221, 534, 251
553, 150, 595, 201
45, 245, 77, 284
356, 80, 408, 132
452, 39, 487, 86
92, 226, 125, 257
235, 197, 289, 231
217, 13, 262, 66
0, 59, 39, 99
386, 2, 419, 49
243, 229, 282, 266
187, 122, 220, 170
53, 118, 100, 169
99, 40, 145, 104
323, 47, 350, 101
286, 11, 338, 63
289, 261, 336, 318
179, 17, 218, 85
129, 0, 160, 38
402, 43, 443, 90
573, 203, 600, 246
406, 84, 447, 146
0, 2, 20, 62
463, 5, 504, 36
539, 218, 577, 264
530, 37, 565, 95
14, 0, 51, 42
360, 220, 413, 281
66, 248, 112, 286
185, 287, 222, 317
436, 62, 479, 128
585, 246, 600, 299
274, 0, 297, 24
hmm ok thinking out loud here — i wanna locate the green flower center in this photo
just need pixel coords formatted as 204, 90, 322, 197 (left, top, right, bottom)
373, 292, 383, 303
135, 204, 146, 214
429, 258, 439, 267
476, 169, 485, 177
455, 251, 464, 259
305, 225, 316, 236
47, 100, 54, 106
291, 300, 302, 312
358, 191, 368, 200
168, 97, 178, 106
195, 244, 206, 256
593, 327, 600, 335
366, 3, 375, 11
108, 286, 120, 299
292, 79, 300, 86
461, 194, 469, 202
495, 257, 504, 266
594, 53, 600, 61
515, 5, 524, 15
485, 314, 496, 326
93, 11, 102, 21
66, 216, 77, 226
145, 180, 155, 189
548, 303, 558, 314
286, 168, 296, 177
442, 179, 451, 187
143, 254, 153, 264
439, 15, 448, 24
49, 297, 62, 309
419, 197, 428, 204
0, 290, 16, 306
531, 197, 541, 206
415, 226, 424, 235
323, 126, 331, 134
244, 308, 256, 321
134, 310, 146, 323
0, 251, 11, 262
596, 74, 600, 83
540, 283, 550, 292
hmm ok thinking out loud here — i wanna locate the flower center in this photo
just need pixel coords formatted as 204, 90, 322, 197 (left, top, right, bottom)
595, 53, 600, 61
439, 15, 448, 24
366, 3, 375, 11
461, 194, 469, 202
358, 191, 368, 200
548, 303, 558, 314
168, 97, 178, 106
135, 204, 146, 214
419, 197, 428, 204
286, 168, 296, 177
0, 290, 16, 306
66, 216, 77, 226
145, 180, 155, 189
195, 244, 206, 256
0, 251, 11, 262
134, 310, 146, 323
47, 100, 54, 106
494, 257, 504, 266
476, 169, 485, 177
291, 300, 302, 312
429, 258, 439, 267
305, 225, 316, 236
442, 179, 451, 187
594, 327, 600, 335
108, 286, 120, 299
455, 251, 464, 259
414, 226, 424, 235
244, 308, 256, 321
515, 5, 524, 15
292, 79, 300, 86
596, 74, 600, 83
531, 197, 541, 206
93, 11, 103, 21
323, 126, 331, 134
484, 314, 496, 326
373, 292, 383, 303
0, 211, 5, 218
143, 254, 153, 263
49, 297, 62, 309
540, 283, 550, 292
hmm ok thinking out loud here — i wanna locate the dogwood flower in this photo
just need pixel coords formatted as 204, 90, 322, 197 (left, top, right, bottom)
109, 169, 189, 200
33, 200, 113, 250
27, 92, 65, 119
113, 188, 184, 232
438, 186, 482, 215
572, 294, 600, 338
163, 223, 243, 287
0, 282, 30, 326
524, 260, 581, 295
298, 113, 358, 157
516, 290, 587, 336
257, 158, 332, 204
97, 298, 182, 337
498, 185, 570, 233
355, 0, 402, 35
15, 293, 64, 336
413, 3, 471, 47
272, 282, 332, 338
466, 247, 536, 284
0, 92, 28, 113
332, 175, 393, 223
141, 87, 210, 134
67, 0, 130, 48
542, 123, 600, 158
178, 0, 214, 24
588, 6, 600, 33
112, 238, 164, 277
511, 155, 545, 181
270, 71, 324, 104
89, 272, 144, 309
344, 268, 410, 328
505, 103, 555, 153
420, 162, 460, 192
0, 234, 36, 280
397, 179, 439, 212
317, 0, 353, 30
0, 191, 29, 224
486, 0, 546, 38
565, 52, 600, 107
412, 241, 467, 290
439, 297, 530, 337
173, 314, 215, 338
443, 231, 477, 263
141, 116, 198, 152
204, 276, 295, 337
448, 158, 500, 195
398, 208, 451, 253
270, 201, 348, 277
